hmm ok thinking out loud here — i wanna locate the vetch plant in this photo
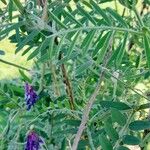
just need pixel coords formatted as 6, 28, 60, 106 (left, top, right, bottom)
0, 0, 150, 150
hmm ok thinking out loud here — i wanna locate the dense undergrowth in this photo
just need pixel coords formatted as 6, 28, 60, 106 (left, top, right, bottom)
0, 0, 150, 150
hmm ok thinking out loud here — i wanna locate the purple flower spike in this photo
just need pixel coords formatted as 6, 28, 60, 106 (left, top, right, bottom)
25, 83, 38, 110
25, 131, 43, 150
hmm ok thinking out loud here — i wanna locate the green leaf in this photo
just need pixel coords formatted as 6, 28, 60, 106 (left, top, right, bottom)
55, 34, 66, 58
19, 70, 31, 83
12, 0, 24, 14
116, 33, 128, 66
29, 36, 50, 61
15, 30, 39, 53
104, 119, 119, 142
1, 0, 7, 4
106, 8, 128, 27
138, 103, 150, 110
77, 4, 97, 25
119, 0, 138, 9
48, 10, 68, 29
38, 53, 49, 63
144, 35, 150, 69
22, 46, 32, 56
100, 101, 131, 110
66, 31, 80, 58
99, 134, 113, 150
111, 108, 127, 126
63, 10, 82, 26
82, 1, 93, 9
60, 138, 66, 150
92, 32, 105, 57
8, 0, 13, 22
48, 37, 54, 60
96, 32, 113, 64
76, 60, 93, 76
0, 22, 25, 37
27, 47, 40, 60
81, 30, 96, 54
108, 44, 122, 66
122, 135, 141, 145
90, 0, 111, 24
129, 120, 150, 131
64, 119, 80, 126
117, 146, 130, 150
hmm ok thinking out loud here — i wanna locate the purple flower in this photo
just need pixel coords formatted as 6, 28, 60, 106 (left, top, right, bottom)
25, 83, 38, 110
25, 131, 43, 150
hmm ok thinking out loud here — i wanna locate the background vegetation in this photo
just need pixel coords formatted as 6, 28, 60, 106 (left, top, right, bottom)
0, 0, 150, 150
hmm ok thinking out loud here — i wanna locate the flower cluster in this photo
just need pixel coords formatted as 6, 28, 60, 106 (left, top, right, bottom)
25, 83, 38, 110
25, 131, 43, 150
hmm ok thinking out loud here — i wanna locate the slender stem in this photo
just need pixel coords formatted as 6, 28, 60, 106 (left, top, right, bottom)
37, 0, 48, 94
72, 34, 114, 149
72, 68, 104, 150
38, 63, 46, 94
46, 26, 142, 39
87, 127, 96, 150
83, 56, 150, 102
0, 58, 30, 71
102, 66, 150, 101
59, 52, 75, 110
49, 62, 60, 96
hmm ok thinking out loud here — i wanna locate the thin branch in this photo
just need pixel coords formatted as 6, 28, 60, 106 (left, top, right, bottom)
46, 26, 142, 39
101, 66, 150, 101
71, 33, 114, 149
37, 0, 48, 93
83, 56, 150, 102
0, 58, 30, 71
72, 66, 104, 150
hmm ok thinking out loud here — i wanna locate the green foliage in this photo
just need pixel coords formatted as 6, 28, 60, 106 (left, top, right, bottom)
0, 0, 150, 149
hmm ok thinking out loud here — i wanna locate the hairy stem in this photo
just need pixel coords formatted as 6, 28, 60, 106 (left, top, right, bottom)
72, 68, 105, 150
72, 34, 114, 149
59, 52, 75, 110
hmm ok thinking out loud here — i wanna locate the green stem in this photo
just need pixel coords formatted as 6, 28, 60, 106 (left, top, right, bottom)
113, 111, 135, 149
133, 7, 144, 27
46, 26, 142, 39
38, 63, 46, 94
0, 58, 30, 71
87, 127, 96, 150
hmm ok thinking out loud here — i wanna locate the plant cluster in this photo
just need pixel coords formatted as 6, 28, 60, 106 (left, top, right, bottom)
0, 0, 150, 150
